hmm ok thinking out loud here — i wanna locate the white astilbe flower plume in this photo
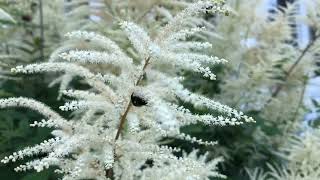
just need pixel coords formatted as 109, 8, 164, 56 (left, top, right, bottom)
0, 1, 254, 179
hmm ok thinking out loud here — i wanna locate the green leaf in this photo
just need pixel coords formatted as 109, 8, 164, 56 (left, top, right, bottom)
311, 99, 319, 107
21, 170, 51, 180
0, 8, 16, 24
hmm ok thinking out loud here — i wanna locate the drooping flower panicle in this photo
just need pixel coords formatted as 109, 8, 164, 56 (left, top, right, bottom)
0, 1, 253, 179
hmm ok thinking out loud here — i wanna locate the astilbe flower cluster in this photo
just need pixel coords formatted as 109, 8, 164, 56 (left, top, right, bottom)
0, 1, 254, 179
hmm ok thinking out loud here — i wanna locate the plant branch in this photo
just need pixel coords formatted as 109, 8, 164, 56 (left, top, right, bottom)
114, 56, 151, 141
292, 79, 307, 122
268, 35, 319, 103
106, 56, 151, 179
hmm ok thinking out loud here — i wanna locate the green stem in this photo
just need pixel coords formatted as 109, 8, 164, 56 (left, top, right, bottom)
38, 0, 45, 62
